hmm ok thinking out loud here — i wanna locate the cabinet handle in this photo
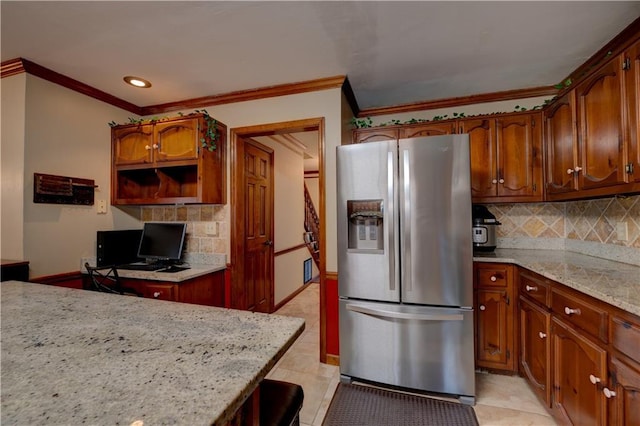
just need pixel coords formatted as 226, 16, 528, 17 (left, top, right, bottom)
492, 179, 498, 184
153, 291, 161, 298
525, 285, 538, 292
152, 144, 159, 149
589, 374, 601, 384
567, 168, 574, 175
603, 387, 617, 398
145, 145, 151, 150
574, 166, 583, 173
539, 332, 547, 339
490, 275, 498, 282
479, 304, 486, 311
498, 178, 505, 184
564, 306, 581, 315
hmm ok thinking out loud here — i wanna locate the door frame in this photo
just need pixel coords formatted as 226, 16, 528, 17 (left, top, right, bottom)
230, 117, 329, 361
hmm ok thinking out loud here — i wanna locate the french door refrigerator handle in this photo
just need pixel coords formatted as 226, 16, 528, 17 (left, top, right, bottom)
402, 149, 412, 292
388, 150, 398, 292
346, 304, 464, 321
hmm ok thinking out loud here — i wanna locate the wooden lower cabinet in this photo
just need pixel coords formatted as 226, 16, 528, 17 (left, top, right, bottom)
608, 356, 640, 426
552, 316, 608, 425
474, 263, 516, 372
119, 271, 225, 307
519, 296, 551, 406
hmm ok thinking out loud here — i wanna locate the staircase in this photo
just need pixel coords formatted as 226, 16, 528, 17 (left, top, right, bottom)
304, 183, 320, 268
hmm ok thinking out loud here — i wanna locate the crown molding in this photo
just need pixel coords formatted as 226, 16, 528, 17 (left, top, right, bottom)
358, 85, 558, 118
0, 58, 25, 78
141, 76, 346, 115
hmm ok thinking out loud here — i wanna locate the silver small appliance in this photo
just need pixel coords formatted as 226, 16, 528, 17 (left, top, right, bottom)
472, 205, 500, 252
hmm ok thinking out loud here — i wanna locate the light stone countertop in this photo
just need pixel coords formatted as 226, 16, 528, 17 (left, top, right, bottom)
0, 281, 305, 425
474, 249, 640, 316
116, 263, 226, 282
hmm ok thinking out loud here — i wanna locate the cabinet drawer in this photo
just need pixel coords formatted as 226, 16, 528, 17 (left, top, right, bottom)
610, 314, 640, 363
519, 272, 550, 308
551, 288, 608, 343
476, 266, 509, 288
144, 283, 177, 301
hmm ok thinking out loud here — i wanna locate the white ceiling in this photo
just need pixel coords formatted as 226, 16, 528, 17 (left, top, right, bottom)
2, 1, 639, 111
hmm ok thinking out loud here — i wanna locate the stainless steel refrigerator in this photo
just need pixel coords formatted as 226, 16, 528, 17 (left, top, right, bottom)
337, 134, 475, 405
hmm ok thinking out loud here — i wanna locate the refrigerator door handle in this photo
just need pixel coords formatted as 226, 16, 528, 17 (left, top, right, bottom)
401, 149, 412, 292
388, 150, 398, 292
346, 303, 464, 322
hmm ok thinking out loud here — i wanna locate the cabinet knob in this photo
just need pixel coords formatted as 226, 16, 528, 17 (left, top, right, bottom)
525, 285, 538, 292
603, 387, 617, 398
574, 166, 583, 172
539, 332, 547, 339
567, 168, 574, 175
498, 178, 505, 184
479, 304, 486, 311
152, 144, 159, 149
145, 145, 151, 150
564, 306, 581, 315
153, 291, 161, 298
490, 275, 498, 282
589, 374, 601, 384
492, 179, 498, 184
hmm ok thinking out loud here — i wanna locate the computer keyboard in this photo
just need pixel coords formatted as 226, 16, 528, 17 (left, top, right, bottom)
118, 263, 164, 271
158, 265, 190, 273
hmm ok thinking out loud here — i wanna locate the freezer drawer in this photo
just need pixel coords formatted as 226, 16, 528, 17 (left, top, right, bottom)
339, 299, 475, 400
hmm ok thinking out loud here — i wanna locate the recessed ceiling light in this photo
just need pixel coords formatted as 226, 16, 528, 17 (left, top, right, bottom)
123, 76, 152, 88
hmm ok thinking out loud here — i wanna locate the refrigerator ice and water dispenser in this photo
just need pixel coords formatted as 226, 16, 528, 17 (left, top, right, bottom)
347, 200, 384, 252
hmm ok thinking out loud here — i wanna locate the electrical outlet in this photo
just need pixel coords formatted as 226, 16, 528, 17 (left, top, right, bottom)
96, 200, 107, 214
616, 222, 628, 241
205, 222, 217, 236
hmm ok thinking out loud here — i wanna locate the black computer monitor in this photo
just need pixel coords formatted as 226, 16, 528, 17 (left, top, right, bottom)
137, 222, 187, 263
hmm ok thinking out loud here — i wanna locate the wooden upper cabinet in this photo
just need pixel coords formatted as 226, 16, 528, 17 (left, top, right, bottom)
111, 113, 227, 205
624, 39, 640, 183
462, 112, 542, 203
400, 122, 455, 138
497, 114, 542, 199
113, 124, 154, 165
461, 118, 496, 199
353, 127, 399, 144
545, 92, 579, 195
153, 117, 200, 163
575, 58, 627, 190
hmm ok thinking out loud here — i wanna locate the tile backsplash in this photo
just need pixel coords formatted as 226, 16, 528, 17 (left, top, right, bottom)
485, 194, 640, 265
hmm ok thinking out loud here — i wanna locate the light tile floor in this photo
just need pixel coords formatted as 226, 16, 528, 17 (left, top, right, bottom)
267, 283, 558, 426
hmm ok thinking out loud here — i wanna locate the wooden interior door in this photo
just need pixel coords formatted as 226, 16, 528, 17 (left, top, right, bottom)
244, 139, 274, 313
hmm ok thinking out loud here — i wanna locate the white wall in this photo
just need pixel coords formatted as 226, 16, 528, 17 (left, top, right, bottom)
1, 74, 27, 260
21, 75, 140, 277
257, 136, 308, 304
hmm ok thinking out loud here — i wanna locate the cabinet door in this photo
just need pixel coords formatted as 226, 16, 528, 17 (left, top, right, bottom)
608, 356, 640, 426
576, 58, 627, 190
461, 118, 497, 198
476, 287, 514, 370
113, 124, 154, 165
545, 92, 579, 195
552, 316, 608, 425
496, 114, 542, 199
353, 128, 399, 144
624, 40, 640, 183
400, 122, 455, 138
154, 117, 200, 163
520, 296, 551, 407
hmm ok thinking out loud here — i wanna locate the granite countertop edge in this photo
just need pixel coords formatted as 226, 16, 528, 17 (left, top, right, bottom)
116, 263, 226, 282
474, 249, 640, 317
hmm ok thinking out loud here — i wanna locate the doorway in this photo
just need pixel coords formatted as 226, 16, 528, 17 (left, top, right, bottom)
230, 118, 329, 361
